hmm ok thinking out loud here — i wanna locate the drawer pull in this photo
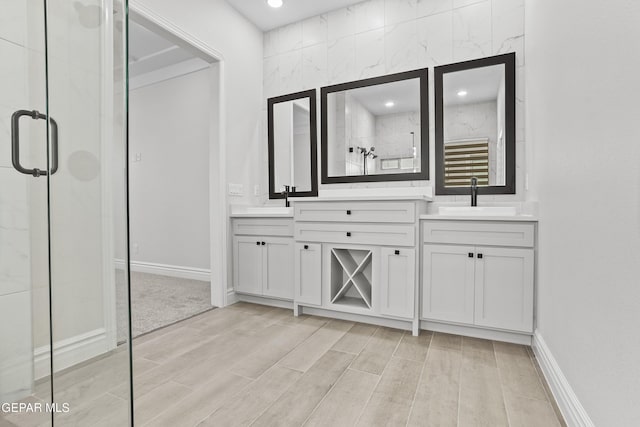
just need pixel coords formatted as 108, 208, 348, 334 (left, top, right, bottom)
261, 241, 266, 246
304, 245, 309, 250
346, 232, 351, 237
477, 253, 483, 259
346, 210, 351, 215
256, 241, 260, 246
468, 252, 474, 258
395, 250, 400, 255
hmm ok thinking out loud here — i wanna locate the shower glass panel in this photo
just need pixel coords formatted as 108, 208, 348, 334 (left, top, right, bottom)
0, 1, 131, 426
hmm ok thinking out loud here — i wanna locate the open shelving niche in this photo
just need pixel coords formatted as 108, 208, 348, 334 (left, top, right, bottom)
329, 248, 373, 310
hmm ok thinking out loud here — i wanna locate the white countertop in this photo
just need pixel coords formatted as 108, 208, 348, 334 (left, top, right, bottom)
420, 214, 538, 222
293, 195, 431, 202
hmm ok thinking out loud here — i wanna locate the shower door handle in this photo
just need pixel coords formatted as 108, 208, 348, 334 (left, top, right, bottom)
11, 109, 59, 177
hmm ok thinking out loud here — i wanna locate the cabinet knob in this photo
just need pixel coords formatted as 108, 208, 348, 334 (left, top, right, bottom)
346, 210, 351, 215
346, 232, 351, 237
468, 252, 474, 258
256, 241, 260, 246
395, 250, 400, 255
477, 253, 483, 259
304, 245, 309, 250
261, 241, 266, 245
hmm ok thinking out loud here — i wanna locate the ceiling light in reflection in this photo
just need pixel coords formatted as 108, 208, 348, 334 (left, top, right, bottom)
457, 90, 468, 97
385, 101, 395, 108
267, 0, 283, 8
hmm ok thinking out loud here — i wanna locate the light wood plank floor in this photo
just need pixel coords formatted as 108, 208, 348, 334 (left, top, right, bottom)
1, 303, 566, 427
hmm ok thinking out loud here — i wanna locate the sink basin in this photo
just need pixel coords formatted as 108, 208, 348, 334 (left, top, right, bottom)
438, 206, 517, 216
231, 206, 293, 216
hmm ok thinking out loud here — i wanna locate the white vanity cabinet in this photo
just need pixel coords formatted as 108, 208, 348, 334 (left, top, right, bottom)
421, 219, 536, 335
294, 200, 427, 324
232, 218, 294, 300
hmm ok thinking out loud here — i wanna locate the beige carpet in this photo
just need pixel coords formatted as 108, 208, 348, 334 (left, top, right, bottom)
116, 270, 213, 342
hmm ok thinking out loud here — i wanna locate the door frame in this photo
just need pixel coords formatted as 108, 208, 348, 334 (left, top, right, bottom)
127, 2, 228, 309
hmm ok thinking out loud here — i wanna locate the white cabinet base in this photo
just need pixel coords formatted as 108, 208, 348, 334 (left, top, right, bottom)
420, 320, 532, 346
299, 305, 414, 334
234, 293, 294, 310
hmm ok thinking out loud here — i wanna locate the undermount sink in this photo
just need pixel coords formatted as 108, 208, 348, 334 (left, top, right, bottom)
231, 206, 294, 216
438, 206, 518, 216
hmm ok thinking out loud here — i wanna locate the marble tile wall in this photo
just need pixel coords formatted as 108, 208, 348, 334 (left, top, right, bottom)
262, 0, 526, 202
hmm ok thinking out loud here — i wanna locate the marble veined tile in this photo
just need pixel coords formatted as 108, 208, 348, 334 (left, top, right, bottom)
279, 22, 302, 53
328, 6, 356, 41
355, 28, 385, 79
302, 14, 328, 48
453, 1, 492, 61
354, 0, 385, 34
385, 0, 417, 26
302, 43, 328, 89
0, 0, 27, 47
0, 39, 27, 110
263, 29, 279, 58
385, 20, 418, 74
417, 12, 454, 68
279, 50, 303, 94
328, 35, 356, 84
263, 56, 280, 99
417, 0, 453, 17
492, 0, 525, 65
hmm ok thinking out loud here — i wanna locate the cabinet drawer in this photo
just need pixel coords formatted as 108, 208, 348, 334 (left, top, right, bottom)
232, 218, 293, 236
295, 201, 415, 223
295, 222, 415, 247
422, 221, 534, 247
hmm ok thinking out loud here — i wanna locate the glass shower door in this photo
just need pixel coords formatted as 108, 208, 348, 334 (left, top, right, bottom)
0, 1, 131, 426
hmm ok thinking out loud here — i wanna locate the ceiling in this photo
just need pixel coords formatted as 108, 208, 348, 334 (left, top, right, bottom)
443, 65, 504, 106
347, 79, 422, 116
128, 20, 208, 77
226, 0, 364, 31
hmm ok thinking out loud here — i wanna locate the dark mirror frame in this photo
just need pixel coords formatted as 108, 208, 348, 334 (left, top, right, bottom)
435, 53, 516, 195
268, 89, 318, 199
320, 68, 429, 184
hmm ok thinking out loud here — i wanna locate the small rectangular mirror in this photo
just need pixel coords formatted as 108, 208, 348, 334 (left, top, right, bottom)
321, 69, 429, 183
268, 89, 318, 199
435, 53, 516, 195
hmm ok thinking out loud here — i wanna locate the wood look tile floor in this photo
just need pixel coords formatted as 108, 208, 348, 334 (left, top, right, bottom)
0, 303, 566, 427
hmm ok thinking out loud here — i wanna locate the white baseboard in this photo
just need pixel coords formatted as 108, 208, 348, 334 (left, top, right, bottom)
114, 259, 211, 282
235, 292, 294, 309
420, 320, 532, 345
300, 306, 413, 332
33, 328, 110, 380
532, 331, 594, 427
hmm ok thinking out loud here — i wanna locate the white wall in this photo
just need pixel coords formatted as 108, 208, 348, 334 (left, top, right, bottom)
129, 69, 211, 270
263, 0, 526, 202
526, 0, 640, 425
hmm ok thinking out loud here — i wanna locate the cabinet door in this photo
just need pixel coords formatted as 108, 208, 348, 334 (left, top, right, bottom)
474, 247, 534, 332
233, 236, 264, 296
264, 237, 295, 300
294, 243, 322, 305
379, 247, 415, 319
422, 244, 475, 324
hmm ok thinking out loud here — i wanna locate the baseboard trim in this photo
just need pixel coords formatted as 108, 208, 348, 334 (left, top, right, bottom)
301, 306, 413, 332
114, 259, 211, 282
532, 331, 594, 427
33, 328, 109, 380
235, 293, 294, 309
420, 320, 532, 345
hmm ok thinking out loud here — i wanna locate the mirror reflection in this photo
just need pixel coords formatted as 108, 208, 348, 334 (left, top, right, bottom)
442, 64, 505, 187
321, 69, 428, 183
436, 53, 515, 195
269, 90, 317, 198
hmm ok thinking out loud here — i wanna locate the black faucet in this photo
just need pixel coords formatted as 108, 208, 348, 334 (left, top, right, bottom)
470, 177, 478, 207
281, 185, 290, 207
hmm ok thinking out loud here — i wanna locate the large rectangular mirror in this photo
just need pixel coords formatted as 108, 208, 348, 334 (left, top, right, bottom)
435, 53, 516, 194
321, 69, 429, 183
269, 89, 318, 199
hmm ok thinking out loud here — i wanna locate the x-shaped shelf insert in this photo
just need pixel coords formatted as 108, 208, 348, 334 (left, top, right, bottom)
330, 249, 372, 309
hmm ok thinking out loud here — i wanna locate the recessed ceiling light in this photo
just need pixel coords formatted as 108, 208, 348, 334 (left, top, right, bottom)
267, 0, 283, 8
457, 90, 468, 97
385, 101, 395, 108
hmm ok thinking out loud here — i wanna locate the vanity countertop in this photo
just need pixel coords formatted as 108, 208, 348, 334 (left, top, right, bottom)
294, 195, 431, 202
420, 214, 538, 222
229, 206, 294, 218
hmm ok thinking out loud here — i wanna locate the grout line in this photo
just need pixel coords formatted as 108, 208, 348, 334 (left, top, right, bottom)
404, 332, 431, 426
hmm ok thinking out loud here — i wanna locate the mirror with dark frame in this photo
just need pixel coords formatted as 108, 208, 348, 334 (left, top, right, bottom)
435, 53, 516, 195
268, 89, 318, 199
321, 69, 429, 184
